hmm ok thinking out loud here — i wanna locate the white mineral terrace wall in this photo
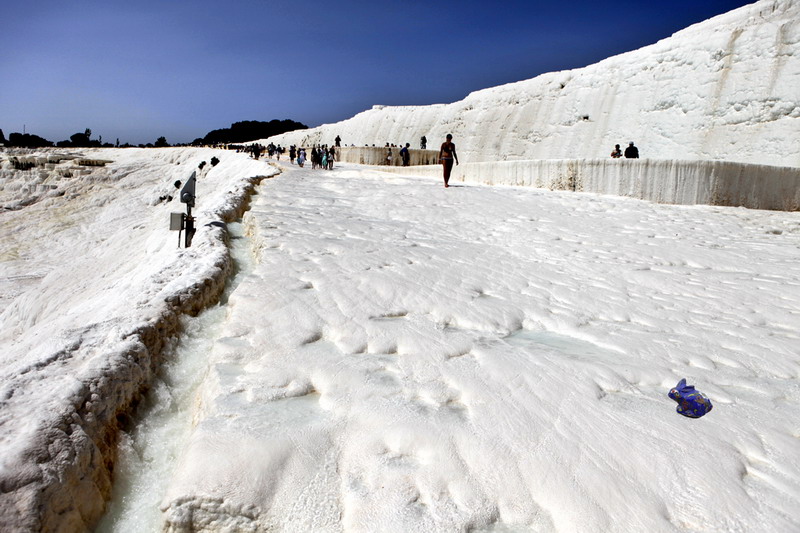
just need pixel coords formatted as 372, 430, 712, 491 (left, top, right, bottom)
262, 0, 800, 168
379, 159, 800, 211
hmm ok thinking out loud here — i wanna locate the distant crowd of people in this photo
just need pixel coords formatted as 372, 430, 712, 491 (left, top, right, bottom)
249, 133, 456, 188
241, 142, 336, 170
261, 134, 455, 187
239, 142, 285, 160
287, 145, 336, 170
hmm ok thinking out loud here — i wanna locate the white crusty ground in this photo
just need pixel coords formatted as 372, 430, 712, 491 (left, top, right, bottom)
159, 161, 800, 532
0, 147, 278, 530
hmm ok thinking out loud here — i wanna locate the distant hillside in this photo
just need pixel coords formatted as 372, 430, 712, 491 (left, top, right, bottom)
198, 120, 308, 145
261, 0, 799, 168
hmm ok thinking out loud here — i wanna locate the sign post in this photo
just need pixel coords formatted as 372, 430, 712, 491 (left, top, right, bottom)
170, 170, 197, 248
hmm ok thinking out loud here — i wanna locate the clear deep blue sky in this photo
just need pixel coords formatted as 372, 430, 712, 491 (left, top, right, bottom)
2, 0, 754, 145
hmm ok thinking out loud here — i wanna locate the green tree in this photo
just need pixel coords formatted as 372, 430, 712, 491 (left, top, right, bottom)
201, 119, 308, 145
8, 132, 53, 147
70, 132, 91, 147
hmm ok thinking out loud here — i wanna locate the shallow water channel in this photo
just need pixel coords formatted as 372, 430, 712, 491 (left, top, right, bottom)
96, 222, 255, 532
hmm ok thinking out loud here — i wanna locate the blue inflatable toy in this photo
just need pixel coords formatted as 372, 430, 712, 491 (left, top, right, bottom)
668, 378, 713, 418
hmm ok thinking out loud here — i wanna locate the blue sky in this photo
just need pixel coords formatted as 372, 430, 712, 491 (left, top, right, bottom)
2, 0, 754, 145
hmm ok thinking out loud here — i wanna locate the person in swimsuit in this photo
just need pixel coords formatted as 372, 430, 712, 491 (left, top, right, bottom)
438, 134, 459, 187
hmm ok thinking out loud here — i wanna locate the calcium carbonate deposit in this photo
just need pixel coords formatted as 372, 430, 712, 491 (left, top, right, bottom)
152, 163, 800, 532
0, 148, 278, 531
262, 0, 800, 168
1, 0, 799, 532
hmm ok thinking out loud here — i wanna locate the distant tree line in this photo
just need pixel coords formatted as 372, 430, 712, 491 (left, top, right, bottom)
0, 119, 308, 149
0, 127, 113, 148
2, 130, 55, 148
56, 129, 102, 148
193, 120, 308, 145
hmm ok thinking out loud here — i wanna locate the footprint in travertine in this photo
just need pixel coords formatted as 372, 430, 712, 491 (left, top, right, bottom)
245, 377, 319, 403
736, 439, 793, 498
301, 331, 324, 345
445, 348, 473, 361
410, 383, 470, 419
283, 379, 318, 399
444, 396, 469, 419
471, 288, 487, 300
381, 446, 419, 469
470, 288, 506, 301
686, 356, 717, 370
347, 342, 369, 355
366, 313, 409, 354
370, 311, 409, 321
407, 485, 430, 512
467, 501, 556, 532
592, 370, 645, 402
367, 340, 398, 355
709, 353, 742, 369
284, 278, 315, 291
366, 364, 402, 389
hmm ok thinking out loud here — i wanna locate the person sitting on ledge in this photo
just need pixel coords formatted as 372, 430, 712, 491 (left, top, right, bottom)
624, 141, 640, 158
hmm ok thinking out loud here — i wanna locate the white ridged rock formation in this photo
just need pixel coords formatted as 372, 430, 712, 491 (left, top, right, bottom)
262, 0, 800, 168
378, 158, 800, 210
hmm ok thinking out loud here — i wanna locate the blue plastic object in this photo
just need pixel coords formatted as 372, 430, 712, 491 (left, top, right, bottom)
668, 378, 713, 418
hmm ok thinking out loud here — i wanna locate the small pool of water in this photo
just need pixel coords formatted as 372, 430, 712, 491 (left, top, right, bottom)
503, 329, 610, 361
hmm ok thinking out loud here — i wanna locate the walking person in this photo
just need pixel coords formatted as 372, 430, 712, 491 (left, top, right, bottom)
400, 143, 410, 166
327, 147, 335, 169
438, 134, 458, 188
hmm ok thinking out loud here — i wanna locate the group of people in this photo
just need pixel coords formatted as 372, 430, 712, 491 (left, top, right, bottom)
244, 142, 285, 160
296, 145, 336, 170
244, 143, 265, 160
290, 146, 306, 167
611, 141, 640, 159
385, 143, 413, 166
266, 142, 284, 159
